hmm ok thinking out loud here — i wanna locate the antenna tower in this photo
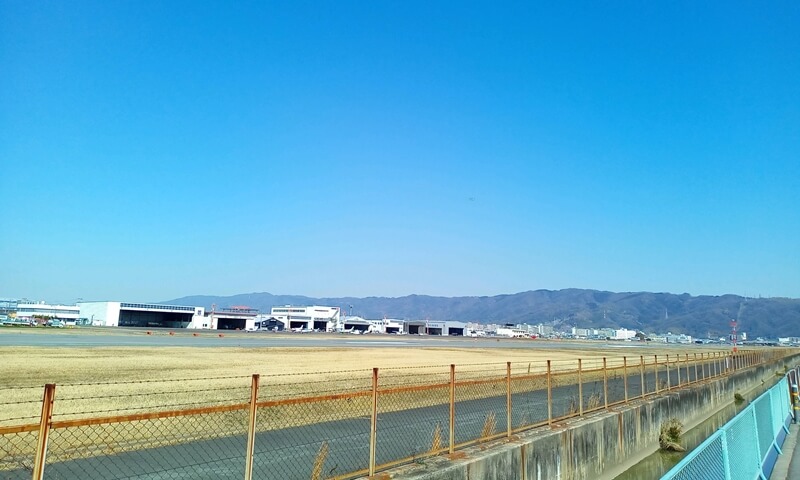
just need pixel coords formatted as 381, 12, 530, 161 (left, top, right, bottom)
730, 319, 738, 353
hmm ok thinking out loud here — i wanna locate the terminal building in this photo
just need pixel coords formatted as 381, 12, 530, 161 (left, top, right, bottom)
15, 303, 81, 323
78, 302, 206, 328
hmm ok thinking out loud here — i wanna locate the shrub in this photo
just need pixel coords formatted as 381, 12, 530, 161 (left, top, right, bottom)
659, 418, 685, 452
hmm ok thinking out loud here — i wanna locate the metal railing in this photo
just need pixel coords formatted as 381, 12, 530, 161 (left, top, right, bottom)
661, 366, 798, 480
0, 348, 794, 480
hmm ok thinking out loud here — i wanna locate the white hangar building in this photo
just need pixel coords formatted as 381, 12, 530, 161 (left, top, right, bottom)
268, 305, 341, 331
79, 302, 206, 328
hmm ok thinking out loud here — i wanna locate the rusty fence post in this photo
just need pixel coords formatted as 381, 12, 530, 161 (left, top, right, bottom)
708, 352, 712, 378
726, 352, 731, 374
713, 352, 718, 378
578, 359, 583, 416
547, 360, 553, 425
666, 354, 671, 390
369, 368, 379, 476
449, 364, 455, 455
684, 353, 689, 384
602, 357, 608, 409
701, 353, 706, 380
623, 357, 628, 403
506, 362, 512, 438
676, 353, 681, 387
32, 383, 56, 480
710, 352, 714, 377
640, 355, 645, 398
244, 374, 260, 480
654, 355, 660, 394
693, 353, 698, 383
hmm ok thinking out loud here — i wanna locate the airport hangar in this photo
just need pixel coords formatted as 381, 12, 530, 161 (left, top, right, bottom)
79, 302, 207, 329
77, 302, 467, 335
78, 302, 267, 330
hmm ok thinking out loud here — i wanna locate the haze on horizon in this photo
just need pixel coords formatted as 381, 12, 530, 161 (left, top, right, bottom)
1, 2, 798, 304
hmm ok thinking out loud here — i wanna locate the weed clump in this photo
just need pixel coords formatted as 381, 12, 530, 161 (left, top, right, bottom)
659, 418, 685, 452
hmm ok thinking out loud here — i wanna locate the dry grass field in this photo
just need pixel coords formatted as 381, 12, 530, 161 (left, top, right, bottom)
0, 335, 731, 425
0, 334, 754, 472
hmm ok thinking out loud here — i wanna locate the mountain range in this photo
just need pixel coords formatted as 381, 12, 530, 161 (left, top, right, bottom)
164, 289, 800, 339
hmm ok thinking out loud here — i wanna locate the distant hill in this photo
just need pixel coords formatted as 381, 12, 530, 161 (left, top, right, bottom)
164, 289, 800, 339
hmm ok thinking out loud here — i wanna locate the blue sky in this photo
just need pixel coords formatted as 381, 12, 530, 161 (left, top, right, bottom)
1, 1, 798, 303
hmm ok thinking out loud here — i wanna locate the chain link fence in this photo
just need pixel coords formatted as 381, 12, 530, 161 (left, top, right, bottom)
0, 348, 791, 480
663, 369, 796, 480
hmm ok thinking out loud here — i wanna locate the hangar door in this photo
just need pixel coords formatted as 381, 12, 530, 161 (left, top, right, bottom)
118, 310, 192, 328
217, 318, 247, 330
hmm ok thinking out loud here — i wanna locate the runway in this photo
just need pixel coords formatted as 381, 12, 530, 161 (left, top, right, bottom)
0, 328, 672, 350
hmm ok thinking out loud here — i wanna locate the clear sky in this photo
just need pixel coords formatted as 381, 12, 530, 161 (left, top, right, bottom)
1, 1, 798, 303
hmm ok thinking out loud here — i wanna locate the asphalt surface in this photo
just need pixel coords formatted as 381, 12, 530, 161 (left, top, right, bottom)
1, 365, 719, 480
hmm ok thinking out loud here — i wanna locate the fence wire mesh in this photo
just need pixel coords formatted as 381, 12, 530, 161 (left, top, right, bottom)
45, 409, 249, 480
753, 395, 774, 460
376, 381, 450, 468
54, 377, 252, 421
581, 369, 605, 413
0, 386, 46, 429
606, 366, 627, 405
549, 372, 579, 420
663, 376, 793, 480
510, 372, 548, 429
453, 364, 508, 446
0, 429, 38, 479
665, 433, 726, 480
253, 370, 372, 480
1, 350, 793, 480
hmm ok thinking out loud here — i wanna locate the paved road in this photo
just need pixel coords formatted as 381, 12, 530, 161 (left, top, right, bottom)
1, 365, 718, 480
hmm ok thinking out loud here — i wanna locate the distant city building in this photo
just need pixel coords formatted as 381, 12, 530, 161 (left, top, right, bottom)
572, 327, 591, 337
663, 333, 693, 344
613, 328, 637, 340
537, 324, 554, 335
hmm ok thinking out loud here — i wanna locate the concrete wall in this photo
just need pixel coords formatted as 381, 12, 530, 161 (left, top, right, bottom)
378, 353, 800, 480
78, 301, 121, 327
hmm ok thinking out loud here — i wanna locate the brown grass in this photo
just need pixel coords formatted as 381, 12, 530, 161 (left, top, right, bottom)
0, 337, 757, 472
481, 412, 497, 440
429, 423, 442, 453
0, 342, 738, 426
310, 441, 329, 480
